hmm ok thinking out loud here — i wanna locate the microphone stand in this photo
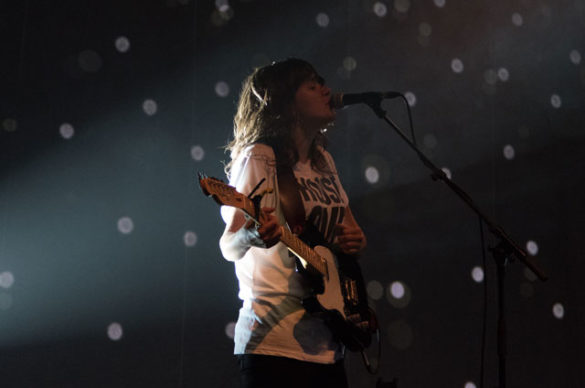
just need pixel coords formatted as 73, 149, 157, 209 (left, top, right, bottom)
363, 97, 548, 388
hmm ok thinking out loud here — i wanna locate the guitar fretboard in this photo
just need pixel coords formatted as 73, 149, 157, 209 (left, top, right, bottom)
280, 227, 328, 279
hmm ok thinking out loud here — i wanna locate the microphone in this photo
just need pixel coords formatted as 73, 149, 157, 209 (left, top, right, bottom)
330, 91, 402, 109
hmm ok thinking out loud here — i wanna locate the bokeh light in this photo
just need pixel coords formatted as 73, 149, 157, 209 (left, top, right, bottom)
451, 58, 464, 73
373, 2, 387, 18
365, 166, 380, 184
143, 99, 158, 116
394, 0, 411, 13
433, 0, 446, 8
316, 12, 330, 27
512, 12, 523, 26
550, 94, 562, 109
570, 50, 582, 65
190, 145, 205, 161
117, 217, 135, 234
78, 50, 103, 72
107, 323, 124, 341
59, 123, 75, 140
215, 81, 230, 97
0, 271, 15, 289
366, 280, 384, 300
183, 231, 198, 247
471, 266, 484, 283
2, 118, 17, 132
225, 321, 236, 339
115, 36, 131, 53
503, 144, 515, 160
526, 240, 539, 256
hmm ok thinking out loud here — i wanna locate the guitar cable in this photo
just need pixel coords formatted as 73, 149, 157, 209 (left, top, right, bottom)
361, 326, 382, 375
360, 308, 382, 375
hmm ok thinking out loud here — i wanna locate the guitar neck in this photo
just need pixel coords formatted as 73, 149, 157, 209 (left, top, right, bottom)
279, 226, 328, 278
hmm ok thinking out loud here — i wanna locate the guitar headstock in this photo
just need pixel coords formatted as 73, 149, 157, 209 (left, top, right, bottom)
198, 174, 255, 216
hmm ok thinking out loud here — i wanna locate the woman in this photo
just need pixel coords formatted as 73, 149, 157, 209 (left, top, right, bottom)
220, 58, 367, 388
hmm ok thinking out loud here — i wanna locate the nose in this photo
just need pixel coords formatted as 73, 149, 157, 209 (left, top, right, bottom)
322, 84, 331, 96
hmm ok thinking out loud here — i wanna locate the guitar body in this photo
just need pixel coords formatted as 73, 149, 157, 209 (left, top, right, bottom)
297, 225, 374, 351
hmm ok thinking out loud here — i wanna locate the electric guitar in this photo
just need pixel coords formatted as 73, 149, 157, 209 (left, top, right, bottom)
199, 175, 377, 351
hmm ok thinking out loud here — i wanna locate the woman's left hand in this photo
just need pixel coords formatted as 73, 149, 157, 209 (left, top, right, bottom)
334, 223, 367, 256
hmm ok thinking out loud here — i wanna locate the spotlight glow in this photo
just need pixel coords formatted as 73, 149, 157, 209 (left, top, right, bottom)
215, 0, 229, 12
550, 94, 562, 109
394, 0, 411, 13
471, 266, 484, 283
184, 231, 198, 247
404, 91, 417, 107
552, 303, 565, 319
465, 382, 477, 388
0, 272, 15, 289
2, 118, 17, 132
373, 2, 387, 17
503, 144, 515, 160
117, 217, 135, 234
190, 145, 205, 161
433, 0, 446, 8
365, 166, 380, 184
107, 322, 124, 341
143, 99, 158, 116
316, 13, 330, 27
390, 281, 405, 299
215, 81, 230, 97
343, 57, 357, 71
451, 58, 464, 73
115, 36, 131, 53
570, 50, 582, 65
484, 69, 498, 85
512, 12, 523, 26
59, 123, 75, 140
366, 280, 384, 300
225, 321, 236, 339
419, 22, 432, 37
526, 240, 539, 256
498, 67, 510, 82
78, 50, 102, 72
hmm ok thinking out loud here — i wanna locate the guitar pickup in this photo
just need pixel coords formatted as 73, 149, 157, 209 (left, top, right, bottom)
343, 280, 359, 305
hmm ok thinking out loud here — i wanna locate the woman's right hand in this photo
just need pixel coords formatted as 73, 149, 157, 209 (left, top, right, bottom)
244, 207, 282, 249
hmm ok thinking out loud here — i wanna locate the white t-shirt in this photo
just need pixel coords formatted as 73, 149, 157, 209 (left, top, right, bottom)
220, 143, 349, 364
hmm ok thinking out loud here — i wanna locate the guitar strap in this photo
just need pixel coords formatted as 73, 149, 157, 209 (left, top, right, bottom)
276, 162, 305, 235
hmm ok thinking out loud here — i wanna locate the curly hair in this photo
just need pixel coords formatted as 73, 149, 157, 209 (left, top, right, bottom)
225, 58, 330, 177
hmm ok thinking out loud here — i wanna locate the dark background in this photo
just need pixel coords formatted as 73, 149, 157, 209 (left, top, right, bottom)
1, 0, 584, 387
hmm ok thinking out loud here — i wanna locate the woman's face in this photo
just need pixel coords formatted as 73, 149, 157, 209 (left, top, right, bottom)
293, 74, 335, 130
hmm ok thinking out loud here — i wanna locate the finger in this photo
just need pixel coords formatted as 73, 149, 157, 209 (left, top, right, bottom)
340, 241, 362, 250
338, 233, 363, 243
244, 219, 258, 230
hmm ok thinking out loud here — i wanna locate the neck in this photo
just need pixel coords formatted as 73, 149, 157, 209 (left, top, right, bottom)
293, 125, 316, 164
